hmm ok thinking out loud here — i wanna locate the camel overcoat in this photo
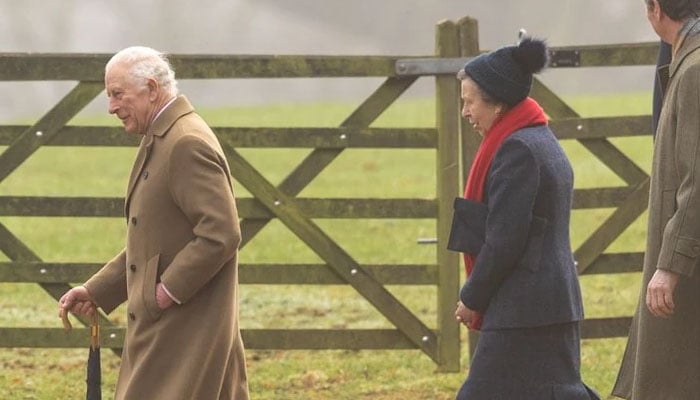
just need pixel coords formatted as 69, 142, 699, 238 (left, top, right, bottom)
613, 21, 700, 400
84, 96, 249, 400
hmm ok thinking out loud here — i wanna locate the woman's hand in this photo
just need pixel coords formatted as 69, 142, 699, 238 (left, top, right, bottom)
455, 301, 476, 328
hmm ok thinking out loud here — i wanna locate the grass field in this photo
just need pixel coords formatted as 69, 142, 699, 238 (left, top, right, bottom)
0, 91, 653, 399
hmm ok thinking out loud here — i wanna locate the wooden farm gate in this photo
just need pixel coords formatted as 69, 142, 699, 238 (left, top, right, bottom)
0, 15, 658, 372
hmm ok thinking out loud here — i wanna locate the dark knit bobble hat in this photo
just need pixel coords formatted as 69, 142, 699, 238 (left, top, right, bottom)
463, 36, 549, 106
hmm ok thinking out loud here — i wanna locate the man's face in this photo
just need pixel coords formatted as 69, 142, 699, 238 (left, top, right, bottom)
105, 63, 154, 135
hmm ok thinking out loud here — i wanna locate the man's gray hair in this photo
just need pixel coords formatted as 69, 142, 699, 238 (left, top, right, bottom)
106, 46, 178, 97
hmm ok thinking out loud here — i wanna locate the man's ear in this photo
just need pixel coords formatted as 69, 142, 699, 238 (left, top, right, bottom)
649, 0, 662, 21
147, 78, 159, 101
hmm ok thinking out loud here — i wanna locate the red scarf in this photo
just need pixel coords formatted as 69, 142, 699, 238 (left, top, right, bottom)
462, 97, 547, 330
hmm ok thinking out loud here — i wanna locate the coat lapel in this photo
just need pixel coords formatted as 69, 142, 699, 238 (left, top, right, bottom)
123, 96, 195, 218
124, 133, 154, 218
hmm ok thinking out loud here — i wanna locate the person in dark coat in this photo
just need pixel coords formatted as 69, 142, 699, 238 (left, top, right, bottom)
449, 36, 600, 399
613, 1, 700, 399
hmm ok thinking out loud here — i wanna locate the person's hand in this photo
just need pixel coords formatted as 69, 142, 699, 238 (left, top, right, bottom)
646, 269, 680, 318
58, 285, 96, 320
155, 283, 175, 310
454, 301, 475, 328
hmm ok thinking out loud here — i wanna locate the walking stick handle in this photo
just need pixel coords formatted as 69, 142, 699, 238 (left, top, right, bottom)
60, 309, 72, 332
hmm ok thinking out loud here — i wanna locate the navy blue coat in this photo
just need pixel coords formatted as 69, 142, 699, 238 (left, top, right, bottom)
458, 125, 584, 330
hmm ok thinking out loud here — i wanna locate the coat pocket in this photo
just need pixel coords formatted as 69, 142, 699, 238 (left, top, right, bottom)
142, 253, 163, 322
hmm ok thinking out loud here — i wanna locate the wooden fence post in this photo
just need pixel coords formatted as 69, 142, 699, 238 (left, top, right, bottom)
435, 19, 462, 372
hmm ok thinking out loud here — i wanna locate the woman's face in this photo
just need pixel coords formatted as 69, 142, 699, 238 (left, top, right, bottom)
460, 78, 502, 136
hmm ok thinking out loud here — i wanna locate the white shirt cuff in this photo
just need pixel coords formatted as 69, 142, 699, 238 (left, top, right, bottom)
161, 283, 182, 304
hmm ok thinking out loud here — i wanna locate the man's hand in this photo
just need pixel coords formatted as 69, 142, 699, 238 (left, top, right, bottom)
58, 285, 96, 320
156, 282, 175, 310
454, 301, 475, 328
646, 269, 681, 318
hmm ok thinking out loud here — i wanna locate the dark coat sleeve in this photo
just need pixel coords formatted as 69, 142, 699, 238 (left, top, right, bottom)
460, 137, 539, 312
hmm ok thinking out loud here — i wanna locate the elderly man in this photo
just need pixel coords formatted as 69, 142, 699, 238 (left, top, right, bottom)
613, 1, 700, 399
58, 46, 250, 399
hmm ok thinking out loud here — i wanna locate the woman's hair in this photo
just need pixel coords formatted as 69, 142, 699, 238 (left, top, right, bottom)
646, 0, 700, 21
106, 46, 178, 97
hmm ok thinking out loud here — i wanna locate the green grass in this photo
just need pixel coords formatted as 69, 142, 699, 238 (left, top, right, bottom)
0, 91, 653, 399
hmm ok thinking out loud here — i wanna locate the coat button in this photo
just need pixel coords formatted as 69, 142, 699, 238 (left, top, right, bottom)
142, 171, 149, 180
131, 217, 137, 225
129, 312, 136, 321
130, 264, 136, 272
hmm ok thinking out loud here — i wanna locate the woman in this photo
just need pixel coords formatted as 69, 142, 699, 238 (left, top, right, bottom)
448, 36, 599, 399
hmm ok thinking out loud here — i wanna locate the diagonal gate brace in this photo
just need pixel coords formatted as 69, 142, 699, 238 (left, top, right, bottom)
223, 143, 439, 360
0, 81, 104, 183
0, 222, 120, 354
237, 76, 418, 248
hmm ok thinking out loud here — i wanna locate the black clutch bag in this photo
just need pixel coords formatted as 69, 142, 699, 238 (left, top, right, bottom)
447, 197, 488, 255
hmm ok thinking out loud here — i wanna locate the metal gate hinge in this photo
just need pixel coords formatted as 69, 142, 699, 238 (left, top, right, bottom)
395, 57, 471, 76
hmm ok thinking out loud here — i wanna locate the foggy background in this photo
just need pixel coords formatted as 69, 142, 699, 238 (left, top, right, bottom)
0, 0, 659, 121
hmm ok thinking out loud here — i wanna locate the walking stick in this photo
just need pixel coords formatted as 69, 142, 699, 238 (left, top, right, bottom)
60, 310, 102, 399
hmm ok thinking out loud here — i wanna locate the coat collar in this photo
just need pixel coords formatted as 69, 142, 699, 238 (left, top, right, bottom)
147, 95, 195, 138
669, 18, 700, 79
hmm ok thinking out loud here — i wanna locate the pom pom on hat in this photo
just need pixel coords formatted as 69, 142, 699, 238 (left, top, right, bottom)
512, 37, 549, 74
462, 35, 549, 106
